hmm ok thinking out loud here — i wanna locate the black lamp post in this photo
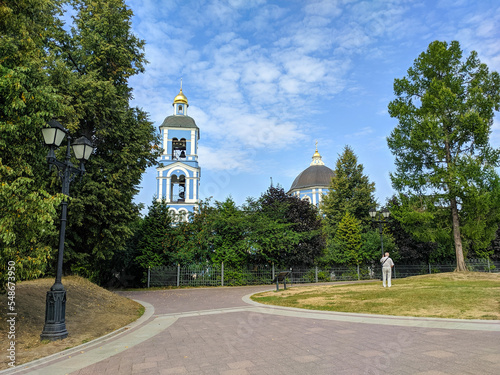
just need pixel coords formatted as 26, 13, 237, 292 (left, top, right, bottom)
40, 120, 94, 341
369, 207, 390, 259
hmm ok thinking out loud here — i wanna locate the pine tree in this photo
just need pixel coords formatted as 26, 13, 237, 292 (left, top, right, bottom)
321, 145, 376, 231
331, 212, 362, 265
134, 199, 174, 270
387, 40, 500, 271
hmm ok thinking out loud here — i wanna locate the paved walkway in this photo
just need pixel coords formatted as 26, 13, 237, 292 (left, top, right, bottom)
3, 283, 500, 375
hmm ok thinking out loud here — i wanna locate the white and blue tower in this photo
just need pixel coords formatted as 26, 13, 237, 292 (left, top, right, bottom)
156, 86, 200, 221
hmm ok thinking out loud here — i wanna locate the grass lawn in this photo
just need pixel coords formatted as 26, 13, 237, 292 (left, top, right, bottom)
251, 272, 500, 320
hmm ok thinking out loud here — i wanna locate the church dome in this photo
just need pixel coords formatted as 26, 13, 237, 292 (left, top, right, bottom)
289, 146, 334, 191
173, 88, 188, 105
290, 165, 334, 191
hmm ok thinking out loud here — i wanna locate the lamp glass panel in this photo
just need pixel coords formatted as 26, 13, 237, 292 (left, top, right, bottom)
72, 136, 94, 161
42, 127, 65, 147
382, 208, 390, 218
42, 127, 56, 145
83, 145, 93, 160
54, 128, 66, 147
72, 143, 86, 161
368, 208, 377, 218
43, 121, 66, 147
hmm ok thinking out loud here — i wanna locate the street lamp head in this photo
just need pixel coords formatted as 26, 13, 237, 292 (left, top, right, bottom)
42, 120, 67, 148
369, 207, 377, 218
381, 207, 390, 219
72, 136, 94, 162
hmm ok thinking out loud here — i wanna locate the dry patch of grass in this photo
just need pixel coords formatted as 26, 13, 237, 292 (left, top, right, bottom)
252, 272, 500, 320
0, 276, 143, 369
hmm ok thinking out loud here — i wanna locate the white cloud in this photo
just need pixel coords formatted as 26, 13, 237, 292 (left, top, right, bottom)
346, 127, 374, 138
198, 145, 250, 171
304, 0, 343, 18
129, 0, 500, 181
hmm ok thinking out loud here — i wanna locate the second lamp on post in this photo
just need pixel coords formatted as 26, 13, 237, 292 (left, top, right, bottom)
40, 120, 94, 341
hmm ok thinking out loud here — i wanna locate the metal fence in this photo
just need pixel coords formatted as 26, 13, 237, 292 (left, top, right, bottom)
148, 259, 500, 288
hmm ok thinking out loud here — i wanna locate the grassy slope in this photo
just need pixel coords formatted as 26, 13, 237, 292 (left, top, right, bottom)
0, 276, 143, 369
252, 272, 500, 320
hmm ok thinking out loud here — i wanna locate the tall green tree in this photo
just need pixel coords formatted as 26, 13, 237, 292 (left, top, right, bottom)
0, 0, 159, 286
210, 198, 250, 267
387, 40, 500, 271
54, 0, 160, 282
321, 145, 376, 263
330, 211, 363, 265
386, 196, 437, 263
0, 0, 67, 289
162, 199, 216, 266
321, 145, 376, 230
250, 186, 323, 267
134, 199, 174, 271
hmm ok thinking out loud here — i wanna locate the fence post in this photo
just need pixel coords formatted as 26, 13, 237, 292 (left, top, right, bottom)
487, 258, 491, 272
393, 265, 396, 279
221, 262, 224, 287
315, 266, 318, 283
177, 264, 180, 287
272, 263, 275, 280
147, 266, 150, 288
429, 263, 431, 274
357, 264, 360, 280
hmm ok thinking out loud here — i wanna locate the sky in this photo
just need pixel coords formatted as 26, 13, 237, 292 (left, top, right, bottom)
125, 0, 500, 212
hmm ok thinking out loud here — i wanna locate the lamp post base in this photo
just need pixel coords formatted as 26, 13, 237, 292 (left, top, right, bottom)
40, 289, 68, 341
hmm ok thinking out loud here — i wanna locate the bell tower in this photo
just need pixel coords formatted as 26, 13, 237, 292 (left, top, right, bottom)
156, 84, 200, 221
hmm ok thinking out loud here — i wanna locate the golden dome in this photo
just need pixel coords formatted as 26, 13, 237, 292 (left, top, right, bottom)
173, 88, 188, 105
310, 143, 324, 166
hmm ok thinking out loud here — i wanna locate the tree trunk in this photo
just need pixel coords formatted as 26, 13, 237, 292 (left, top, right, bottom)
450, 197, 467, 271
444, 134, 467, 272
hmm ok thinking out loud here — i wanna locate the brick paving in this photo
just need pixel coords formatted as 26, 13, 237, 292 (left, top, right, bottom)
4, 284, 500, 375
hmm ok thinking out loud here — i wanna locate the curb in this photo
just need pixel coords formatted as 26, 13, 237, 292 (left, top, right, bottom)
0, 300, 154, 374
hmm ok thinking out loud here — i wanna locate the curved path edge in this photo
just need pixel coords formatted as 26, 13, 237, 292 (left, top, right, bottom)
242, 292, 500, 331
1, 300, 156, 375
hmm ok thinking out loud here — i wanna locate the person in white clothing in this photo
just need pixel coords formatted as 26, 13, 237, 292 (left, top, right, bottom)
380, 252, 394, 287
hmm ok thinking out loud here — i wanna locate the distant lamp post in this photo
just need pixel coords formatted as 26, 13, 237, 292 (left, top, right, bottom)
40, 120, 94, 341
369, 207, 390, 259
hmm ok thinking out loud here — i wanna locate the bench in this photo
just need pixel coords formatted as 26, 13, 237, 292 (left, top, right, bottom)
272, 271, 290, 291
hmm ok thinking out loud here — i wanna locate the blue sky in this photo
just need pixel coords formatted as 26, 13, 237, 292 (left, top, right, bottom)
126, 0, 500, 212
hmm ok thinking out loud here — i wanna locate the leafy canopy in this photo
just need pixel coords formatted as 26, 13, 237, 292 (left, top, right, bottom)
387, 40, 500, 268
0, 0, 67, 289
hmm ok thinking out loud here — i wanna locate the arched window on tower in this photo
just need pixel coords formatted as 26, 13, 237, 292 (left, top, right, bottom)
168, 209, 177, 220
170, 174, 186, 202
178, 209, 188, 222
172, 138, 187, 160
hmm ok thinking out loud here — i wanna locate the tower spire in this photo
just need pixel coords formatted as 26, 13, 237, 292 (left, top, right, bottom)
173, 80, 188, 115
310, 142, 325, 166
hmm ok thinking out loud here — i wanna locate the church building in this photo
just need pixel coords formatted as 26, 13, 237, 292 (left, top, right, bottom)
156, 86, 201, 221
288, 146, 334, 207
